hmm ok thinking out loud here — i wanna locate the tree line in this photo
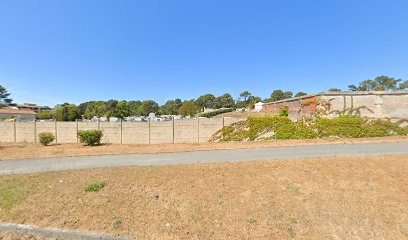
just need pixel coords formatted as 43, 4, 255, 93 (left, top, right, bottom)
1, 75, 407, 121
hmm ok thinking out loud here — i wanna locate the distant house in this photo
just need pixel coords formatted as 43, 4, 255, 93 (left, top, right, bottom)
0, 108, 37, 121
16, 103, 51, 113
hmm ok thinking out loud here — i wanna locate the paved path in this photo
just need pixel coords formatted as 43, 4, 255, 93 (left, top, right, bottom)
1, 142, 408, 175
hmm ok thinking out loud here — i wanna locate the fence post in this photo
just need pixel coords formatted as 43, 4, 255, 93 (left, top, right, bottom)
222, 115, 225, 128
172, 117, 175, 144
54, 119, 58, 144
148, 119, 151, 144
34, 120, 37, 143
13, 120, 16, 143
120, 119, 123, 144
98, 119, 100, 130
76, 119, 79, 143
197, 117, 200, 143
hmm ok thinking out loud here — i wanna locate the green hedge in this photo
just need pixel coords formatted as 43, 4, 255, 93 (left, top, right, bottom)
211, 115, 408, 141
197, 108, 234, 118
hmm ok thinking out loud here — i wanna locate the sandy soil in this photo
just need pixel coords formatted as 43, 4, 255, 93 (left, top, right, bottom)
1, 136, 408, 161
0, 155, 407, 239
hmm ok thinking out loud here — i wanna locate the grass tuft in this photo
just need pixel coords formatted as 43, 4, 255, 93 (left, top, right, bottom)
85, 181, 106, 192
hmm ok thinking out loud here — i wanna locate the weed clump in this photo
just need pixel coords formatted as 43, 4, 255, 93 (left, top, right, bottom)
85, 181, 106, 192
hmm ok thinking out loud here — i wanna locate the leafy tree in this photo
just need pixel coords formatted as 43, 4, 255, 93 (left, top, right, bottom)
239, 91, 252, 102
37, 110, 53, 120
347, 85, 358, 91
295, 92, 308, 97
247, 96, 262, 109
215, 93, 234, 108
348, 76, 403, 91
399, 80, 408, 90
0, 85, 12, 107
138, 100, 159, 116
111, 100, 129, 118
195, 94, 216, 111
328, 88, 342, 92
128, 100, 142, 116
54, 103, 80, 121
283, 91, 293, 99
160, 98, 183, 115
178, 101, 199, 117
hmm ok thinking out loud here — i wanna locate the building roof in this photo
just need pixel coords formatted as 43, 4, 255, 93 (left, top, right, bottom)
0, 108, 37, 115
263, 90, 408, 105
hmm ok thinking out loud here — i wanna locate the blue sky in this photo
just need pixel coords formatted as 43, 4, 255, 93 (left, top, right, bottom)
1, 0, 407, 107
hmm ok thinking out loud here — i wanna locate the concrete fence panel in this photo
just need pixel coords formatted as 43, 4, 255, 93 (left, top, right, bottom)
121, 122, 149, 144
174, 119, 198, 143
78, 122, 99, 131
0, 122, 14, 142
198, 118, 223, 142
0, 118, 244, 144
150, 121, 173, 144
16, 122, 35, 143
100, 122, 121, 144
56, 122, 77, 143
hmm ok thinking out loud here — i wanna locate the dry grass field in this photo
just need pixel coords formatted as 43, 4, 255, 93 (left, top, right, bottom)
1, 136, 407, 160
0, 155, 407, 239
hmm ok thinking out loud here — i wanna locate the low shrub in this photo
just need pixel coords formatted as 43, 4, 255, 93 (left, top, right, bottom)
85, 181, 106, 192
197, 108, 234, 118
279, 106, 289, 117
38, 132, 55, 146
77, 130, 103, 146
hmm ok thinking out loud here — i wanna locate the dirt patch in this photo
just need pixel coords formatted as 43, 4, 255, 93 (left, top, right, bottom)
1, 136, 408, 160
0, 155, 407, 239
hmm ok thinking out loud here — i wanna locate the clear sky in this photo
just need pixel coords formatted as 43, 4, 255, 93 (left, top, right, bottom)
1, 0, 407, 107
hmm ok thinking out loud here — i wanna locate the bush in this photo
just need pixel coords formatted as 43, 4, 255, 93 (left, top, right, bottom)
279, 106, 289, 117
197, 108, 234, 118
85, 181, 106, 192
316, 115, 368, 138
77, 130, 103, 146
38, 132, 55, 146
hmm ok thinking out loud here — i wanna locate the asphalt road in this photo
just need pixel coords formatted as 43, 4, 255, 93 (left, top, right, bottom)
1, 142, 408, 175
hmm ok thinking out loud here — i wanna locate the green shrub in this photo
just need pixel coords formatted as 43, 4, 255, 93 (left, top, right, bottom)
38, 132, 55, 146
197, 108, 234, 118
279, 106, 289, 117
77, 130, 103, 146
85, 181, 106, 192
316, 115, 369, 138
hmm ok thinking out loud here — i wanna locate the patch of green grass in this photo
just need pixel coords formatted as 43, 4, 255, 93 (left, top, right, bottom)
72, 219, 81, 228
85, 181, 106, 192
216, 193, 223, 204
285, 183, 300, 193
0, 175, 51, 211
287, 225, 295, 238
52, 150, 64, 154
246, 216, 257, 225
112, 219, 122, 229
16, 145, 27, 149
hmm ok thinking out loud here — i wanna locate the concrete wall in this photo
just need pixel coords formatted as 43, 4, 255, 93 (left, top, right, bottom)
0, 118, 243, 144
319, 92, 408, 119
261, 91, 408, 119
